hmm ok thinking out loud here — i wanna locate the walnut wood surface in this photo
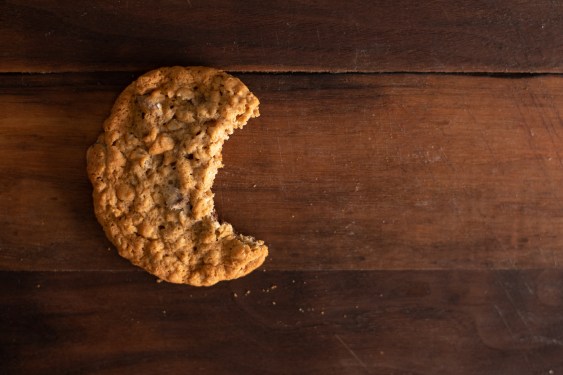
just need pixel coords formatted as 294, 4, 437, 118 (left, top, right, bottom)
2, 270, 563, 374
1, 73, 563, 272
2, 1, 563, 373
1, 0, 562, 73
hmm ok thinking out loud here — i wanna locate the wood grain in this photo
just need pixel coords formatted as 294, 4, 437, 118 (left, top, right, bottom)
2, 270, 563, 374
1, 73, 563, 272
3, 1, 563, 373
2, 0, 562, 73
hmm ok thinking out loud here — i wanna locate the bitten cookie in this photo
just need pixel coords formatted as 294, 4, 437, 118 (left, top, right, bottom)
87, 66, 268, 286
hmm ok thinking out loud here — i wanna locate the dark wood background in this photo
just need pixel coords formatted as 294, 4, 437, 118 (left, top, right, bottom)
2, 1, 563, 374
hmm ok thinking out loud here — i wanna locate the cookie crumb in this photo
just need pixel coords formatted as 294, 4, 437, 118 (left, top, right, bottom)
272, 301, 276, 306
270, 284, 277, 290
233, 292, 238, 298
156, 279, 163, 283
244, 290, 251, 296
36, 284, 41, 289
299, 308, 304, 313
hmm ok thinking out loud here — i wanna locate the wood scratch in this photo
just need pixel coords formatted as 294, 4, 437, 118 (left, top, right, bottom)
529, 87, 561, 140
515, 310, 532, 334
438, 147, 455, 173
493, 305, 515, 338
539, 79, 563, 133
478, 128, 502, 173
519, 88, 553, 173
514, 86, 563, 168
523, 282, 534, 295
335, 334, 368, 371
513, 90, 555, 181
532, 335, 563, 347
497, 278, 531, 334
511, 92, 536, 146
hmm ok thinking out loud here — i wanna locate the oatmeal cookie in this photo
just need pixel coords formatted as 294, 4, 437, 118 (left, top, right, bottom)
87, 66, 268, 286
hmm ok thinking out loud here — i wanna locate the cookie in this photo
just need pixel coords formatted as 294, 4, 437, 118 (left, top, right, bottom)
87, 66, 268, 286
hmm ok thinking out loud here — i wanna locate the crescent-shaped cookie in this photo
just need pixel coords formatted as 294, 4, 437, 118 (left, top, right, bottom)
87, 66, 268, 286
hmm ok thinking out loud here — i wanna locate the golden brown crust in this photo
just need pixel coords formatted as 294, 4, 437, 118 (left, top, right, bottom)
86, 66, 267, 286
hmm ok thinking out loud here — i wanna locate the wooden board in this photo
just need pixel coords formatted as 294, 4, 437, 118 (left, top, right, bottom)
2, 1, 563, 373
2, 270, 563, 374
1, 73, 563, 272
2, 0, 562, 73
